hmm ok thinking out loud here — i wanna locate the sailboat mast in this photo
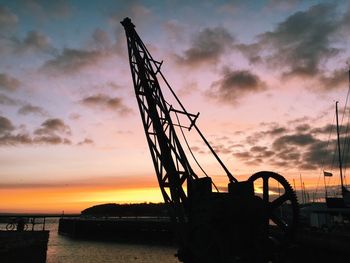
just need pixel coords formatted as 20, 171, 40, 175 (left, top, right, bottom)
299, 173, 304, 204
335, 101, 345, 196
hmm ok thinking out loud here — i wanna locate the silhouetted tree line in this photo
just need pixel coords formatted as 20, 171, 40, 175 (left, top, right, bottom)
81, 203, 168, 217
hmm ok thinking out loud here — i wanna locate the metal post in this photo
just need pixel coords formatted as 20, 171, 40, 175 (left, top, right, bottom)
323, 173, 328, 199
336, 101, 345, 196
299, 174, 304, 204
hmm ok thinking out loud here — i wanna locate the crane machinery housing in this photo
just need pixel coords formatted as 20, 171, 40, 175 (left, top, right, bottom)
121, 17, 299, 263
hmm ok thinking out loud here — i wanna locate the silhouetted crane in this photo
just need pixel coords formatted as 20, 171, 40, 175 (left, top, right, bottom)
121, 17, 299, 263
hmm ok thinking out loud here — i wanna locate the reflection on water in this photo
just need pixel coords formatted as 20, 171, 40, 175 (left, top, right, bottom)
44, 218, 179, 263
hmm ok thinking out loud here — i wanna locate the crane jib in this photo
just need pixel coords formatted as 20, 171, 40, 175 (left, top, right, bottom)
121, 17, 299, 263
121, 17, 196, 209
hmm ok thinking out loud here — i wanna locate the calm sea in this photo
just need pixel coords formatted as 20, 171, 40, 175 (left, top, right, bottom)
2, 218, 179, 263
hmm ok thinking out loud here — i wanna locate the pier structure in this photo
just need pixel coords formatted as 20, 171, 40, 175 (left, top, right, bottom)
59, 216, 174, 244
0, 215, 49, 263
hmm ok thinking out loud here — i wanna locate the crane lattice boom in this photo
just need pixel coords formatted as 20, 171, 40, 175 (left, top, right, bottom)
121, 17, 299, 263
121, 18, 197, 220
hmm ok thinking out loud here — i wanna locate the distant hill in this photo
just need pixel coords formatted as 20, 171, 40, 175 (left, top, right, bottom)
81, 203, 168, 217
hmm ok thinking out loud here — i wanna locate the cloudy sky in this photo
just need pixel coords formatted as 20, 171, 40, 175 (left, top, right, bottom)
0, 0, 349, 213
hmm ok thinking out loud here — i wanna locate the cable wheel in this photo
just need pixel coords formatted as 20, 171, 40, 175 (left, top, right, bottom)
248, 171, 299, 246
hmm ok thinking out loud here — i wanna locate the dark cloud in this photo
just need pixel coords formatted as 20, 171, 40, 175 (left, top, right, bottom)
0, 73, 21, 91
176, 27, 234, 67
295, 124, 311, 132
0, 133, 71, 146
276, 147, 301, 161
258, 123, 289, 137
41, 48, 106, 75
212, 144, 232, 154
268, 127, 288, 136
208, 69, 266, 104
250, 146, 275, 158
264, 3, 339, 77
34, 118, 71, 136
233, 151, 251, 159
190, 145, 211, 155
318, 68, 349, 90
190, 135, 242, 157
288, 116, 312, 125
80, 94, 132, 115
235, 42, 262, 64
244, 123, 288, 145
238, 3, 344, 80
233, 145, 274, 167
0, 116, 73, 146
17, 104, 47, 116
235, 155, 259, 167
77, 138, 94, 146
233, 121, 350, 170
0, 5, 18, 30
33, 135, 71, 145
0, 133, 32, 146
302, 140, 333, 169
0, 116, 31, 146
271, 135, 349, 170
272, 133, 317, 150
310, 124, 347, 135
0, 116, 15, 134
0, 29, 53, 55
14, 30, 52, 53
246, 133, 262, 145
0, 94, 19, 105
250, 146, 266, 152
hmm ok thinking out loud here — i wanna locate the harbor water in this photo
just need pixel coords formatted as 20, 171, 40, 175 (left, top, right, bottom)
1, 218, 179, 263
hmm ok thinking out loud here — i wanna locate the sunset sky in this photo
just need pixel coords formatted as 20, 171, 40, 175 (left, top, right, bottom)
0, 0, 349, 213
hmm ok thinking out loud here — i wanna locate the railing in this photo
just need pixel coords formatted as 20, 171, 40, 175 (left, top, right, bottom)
0, 216, 47, 231
65, 215, 171, 222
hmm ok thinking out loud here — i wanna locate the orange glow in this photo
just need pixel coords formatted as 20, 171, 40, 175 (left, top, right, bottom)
0, 175, 164, 214
0, 186, 163, 214
76, 188, 163, 204
0, 173, 333, 214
